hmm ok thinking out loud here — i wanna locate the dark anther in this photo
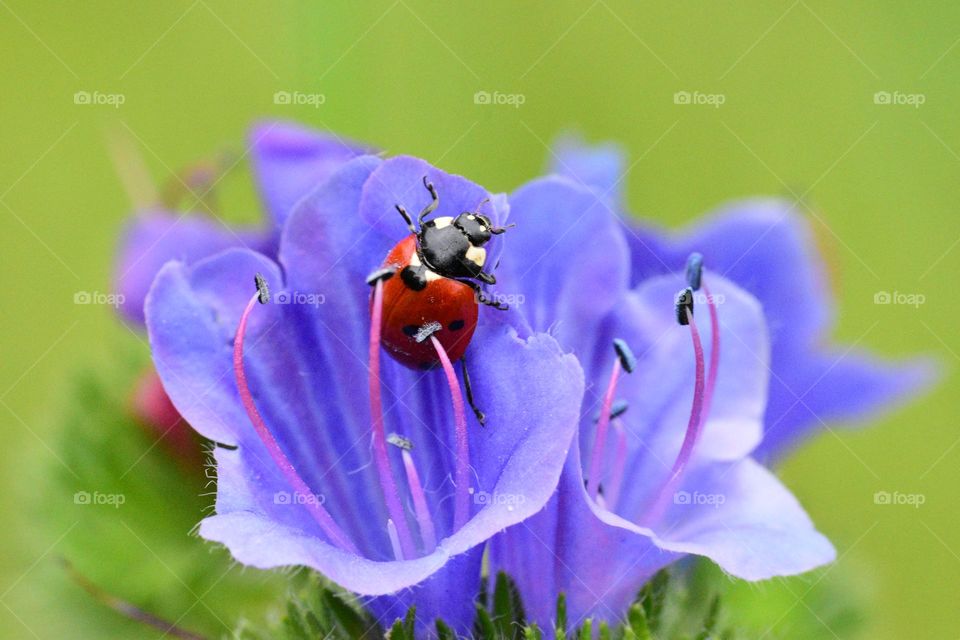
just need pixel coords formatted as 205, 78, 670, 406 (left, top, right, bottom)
387, 433, 413, 451
613, 338, 637, 374
366, 266, 398, 286
254, 273, 270, 304
594, 399, 629, 422
414, 321, 443, 343
685, 252, 703, 291
676, 287, 694, 326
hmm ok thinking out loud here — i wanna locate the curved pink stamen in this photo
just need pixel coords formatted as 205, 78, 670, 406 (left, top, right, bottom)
702, 281, 720, 418
429, 335, 471, 532
234, 293, 357, 553
586, 360, 622, 500
402, 449, 437, 553
369, 280, 417, 559
603, 418, 629, 511
640, 305, 706, 526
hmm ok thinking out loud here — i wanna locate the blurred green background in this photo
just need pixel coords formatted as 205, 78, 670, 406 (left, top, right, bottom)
1, 1, 957, 638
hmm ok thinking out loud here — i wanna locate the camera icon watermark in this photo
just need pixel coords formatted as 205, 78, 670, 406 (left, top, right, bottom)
473, 90, 526, 108
673, 490, 725, 508
74, 291, 125, 308
74, 490, 126, 508
873, 91, 925, 108
273, 91, 326, 108
873, 490, 925, 508
73, 91, 126, 108
873, 290, 925, 308
673, 91, 725, 108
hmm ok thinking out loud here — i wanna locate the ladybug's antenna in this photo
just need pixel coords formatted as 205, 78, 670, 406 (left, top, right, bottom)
395, 204, 417, 234
417, 176, 439, 226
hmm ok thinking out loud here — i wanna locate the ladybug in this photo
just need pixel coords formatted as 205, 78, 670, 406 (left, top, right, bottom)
367, 176, 511, 424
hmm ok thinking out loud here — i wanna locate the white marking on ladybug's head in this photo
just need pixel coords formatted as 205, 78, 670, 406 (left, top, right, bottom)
431, 216, 453, 229
465, 245, 487, 268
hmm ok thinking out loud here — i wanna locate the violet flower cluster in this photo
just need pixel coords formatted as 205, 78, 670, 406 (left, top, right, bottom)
116, 122, 931, 635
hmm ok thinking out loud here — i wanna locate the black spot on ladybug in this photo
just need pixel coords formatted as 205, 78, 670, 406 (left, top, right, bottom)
448, 319, 465, 331
400, 265, 427, 291
402, 325, 419, 337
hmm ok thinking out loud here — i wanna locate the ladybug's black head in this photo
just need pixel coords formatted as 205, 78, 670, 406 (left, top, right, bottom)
453, 212, 507, 247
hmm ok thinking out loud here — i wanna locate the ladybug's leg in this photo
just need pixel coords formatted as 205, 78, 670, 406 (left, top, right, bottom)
460, 355, 486, 426
456, 279, 509, 311
418, 176, 440, 226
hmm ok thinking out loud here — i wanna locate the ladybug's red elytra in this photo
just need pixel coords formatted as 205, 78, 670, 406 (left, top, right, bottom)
367, 177, 512, 424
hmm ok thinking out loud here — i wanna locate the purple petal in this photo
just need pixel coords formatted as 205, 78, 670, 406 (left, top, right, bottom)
757, 347, 938, 459
249, 120, 371, 229
621, 199, 936, 458
657, 457, 836, 580
644, 199, 833, 346
548, 134, 628, 206
114, 209, 266, 326
490, 445, 679, 631
504, 176, 630, 360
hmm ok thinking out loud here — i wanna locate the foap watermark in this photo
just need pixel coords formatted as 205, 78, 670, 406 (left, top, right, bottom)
673, 91, 725, 108
273, 90, 326, 108
73, 90, 126, 108
874, 290, 925, 308
692, 291, 725, 307
873, 91, 925, 108
74, 291, 125, 308
873, 490, 925, 508
274, 491, 326, 506
477, 291, 525, 307
471, 489, 526, 510
673, 490, 725, 508
473, 90, 526, 108
274, 290, 326, 307
74, 490, 126, 508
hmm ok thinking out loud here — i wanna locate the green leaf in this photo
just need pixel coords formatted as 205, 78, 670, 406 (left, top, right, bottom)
694, 595, 720, 640
436, 618, 456, 640
555, 592, 568, 640
476, 602, 497, 639
578, 618, 593, 640
523, 623, 543, 640
627, 603, 652, 640
34, 357, 284, 639
321, 588, 377, 638
640, 569, 669, 632
387, 618, 408, 640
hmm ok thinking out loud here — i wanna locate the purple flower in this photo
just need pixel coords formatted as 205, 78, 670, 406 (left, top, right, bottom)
481, 138, 934, 631
548, 136, 935, 460
115, 121, 369, 326
144, 153, 585, 633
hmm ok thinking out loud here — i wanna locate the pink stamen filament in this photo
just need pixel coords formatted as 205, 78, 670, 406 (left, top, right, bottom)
603, 418, 629, 511
369, 280, 417, 559
233, 293, 357, 554
586, 359, 622, 500
402, 449, 438, 553
640, 305, 706, 526
702, 281, 720, 418
429, 335, 471, 533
